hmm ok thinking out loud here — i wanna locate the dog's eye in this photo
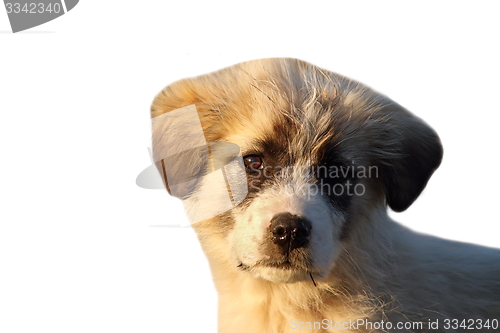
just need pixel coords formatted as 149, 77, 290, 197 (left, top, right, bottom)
243, 155, 264, 170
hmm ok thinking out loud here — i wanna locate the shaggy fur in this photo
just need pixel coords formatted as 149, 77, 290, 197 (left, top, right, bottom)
151, 58, 500, 332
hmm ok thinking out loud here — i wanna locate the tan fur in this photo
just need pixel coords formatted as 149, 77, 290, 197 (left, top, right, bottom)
152, 58, 500, 332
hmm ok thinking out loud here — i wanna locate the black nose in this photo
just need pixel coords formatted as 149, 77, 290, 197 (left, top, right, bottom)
270, 212, 312, 252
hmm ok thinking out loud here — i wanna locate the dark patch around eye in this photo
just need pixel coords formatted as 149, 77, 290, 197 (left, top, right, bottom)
315, 157, 358, 213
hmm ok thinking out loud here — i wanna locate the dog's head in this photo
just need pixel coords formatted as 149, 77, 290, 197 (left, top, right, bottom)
151, 58, 442, 283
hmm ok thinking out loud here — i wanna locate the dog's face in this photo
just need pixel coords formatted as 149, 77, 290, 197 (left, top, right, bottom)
152, 58, 442, 284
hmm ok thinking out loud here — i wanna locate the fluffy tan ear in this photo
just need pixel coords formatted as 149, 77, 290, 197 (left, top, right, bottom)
151, 79, 200, 118
150, 78, 241, 202
150, 78, 211, 199
377, 102, 443, 212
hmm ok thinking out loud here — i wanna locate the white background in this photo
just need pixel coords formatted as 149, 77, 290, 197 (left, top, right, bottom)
1, 1, 499, 332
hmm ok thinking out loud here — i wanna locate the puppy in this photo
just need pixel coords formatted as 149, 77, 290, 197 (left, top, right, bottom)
151, 58, 500, 332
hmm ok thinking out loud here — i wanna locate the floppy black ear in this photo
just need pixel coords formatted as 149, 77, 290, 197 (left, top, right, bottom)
378, 104, 443, 212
